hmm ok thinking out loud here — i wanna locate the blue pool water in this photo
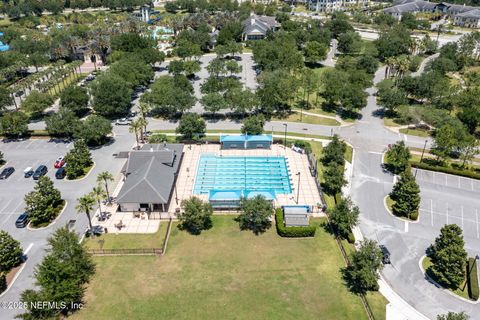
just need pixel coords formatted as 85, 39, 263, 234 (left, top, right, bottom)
193, 155, 292, 195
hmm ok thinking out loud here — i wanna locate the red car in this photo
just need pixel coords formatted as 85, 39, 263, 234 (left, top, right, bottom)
54, 157, 65, 169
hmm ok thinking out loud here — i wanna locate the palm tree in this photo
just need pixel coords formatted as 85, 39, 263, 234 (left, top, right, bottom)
129, 119, 142, 148
91, 186, 106, 215
137, 117, 148, 143
76, 194, 96, 231
97, 171, 114, 204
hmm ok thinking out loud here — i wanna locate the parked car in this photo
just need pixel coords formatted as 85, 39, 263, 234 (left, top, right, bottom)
54, 156, 65, 168
115, 118, 132, 125
32, 165, 48, 180
14, 90, 24, 97
15, 212, 29, 228
379, 245, 391, 264
85, 74, 95, 81
0, 167, 15, 179
24, 167, 34, 178
55, 167, 66, 179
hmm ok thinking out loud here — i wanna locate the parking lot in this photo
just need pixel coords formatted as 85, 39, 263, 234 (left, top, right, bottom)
414, 168, 480, 193
414, 169, 480, 240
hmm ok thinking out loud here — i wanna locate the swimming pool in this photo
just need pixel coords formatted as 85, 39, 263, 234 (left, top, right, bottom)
193, 155, 292, 195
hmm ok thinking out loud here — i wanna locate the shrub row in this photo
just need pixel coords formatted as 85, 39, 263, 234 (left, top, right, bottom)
275, 209, 316, 238
467, 257, 479, 301
411, 161, 480, 180
347, 231, 355, 244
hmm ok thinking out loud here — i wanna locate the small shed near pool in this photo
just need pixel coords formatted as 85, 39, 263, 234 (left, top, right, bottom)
282, 205, 311, 227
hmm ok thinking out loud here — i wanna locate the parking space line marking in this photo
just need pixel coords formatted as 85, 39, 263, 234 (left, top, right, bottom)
0, 199, 13, 213
403, 134, 407, 142
24, 243, 34, 254
431, 199, 434, 226
404, 221, 408, 233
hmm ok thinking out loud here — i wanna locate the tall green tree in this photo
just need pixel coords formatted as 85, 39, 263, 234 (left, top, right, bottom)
329, 197, 359, 240
97, 171, 114, 204
241, 115, 265, 135
178, 197, 213, 235
24, 176, 62, 226
0, 231, 23, 273
76, 194, 96, 232
91, 73, 132, 117
429, 224, 468, 289
304, 41, 328, 64
323, 164, 347, 196
322, 135, 346, 166
342, 239, 383, 294
237, 195, 273, 235
0, 111, 29, 138
176, 112, 206, 140
0, 86, 13, 112
74, 115, 112, 146
385, 141, 411, 174
60, 85, 89, 116
337, 31, 362, 55
390, 169, 420, 219
22, 91, 53, 117
45, 109, 81, 139
200, 92, 227, 115
20, 227, 95, 319
64, 139, 93, 179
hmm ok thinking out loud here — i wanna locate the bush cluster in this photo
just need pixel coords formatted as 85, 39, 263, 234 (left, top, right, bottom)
293, 140, 312, 154
274, 209, 316, 237
468, 257, 479, 301
411, 161, 480, 180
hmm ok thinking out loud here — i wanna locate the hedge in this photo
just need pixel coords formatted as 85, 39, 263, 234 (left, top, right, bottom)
467, 257, 479, 301
411, 161, 480, 180
275, 209, 316, 238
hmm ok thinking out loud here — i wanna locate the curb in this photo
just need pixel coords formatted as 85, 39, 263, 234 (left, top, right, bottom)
65, 162, 96, 182
419, 255, 480, 305
27, 200, 68, 231
383, 195, 420, 224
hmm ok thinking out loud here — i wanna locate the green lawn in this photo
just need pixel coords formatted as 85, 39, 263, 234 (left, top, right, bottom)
73, 216, 385, 320
383, 118, 401, 127
47, 73, 86, 97
273, 113, 341, 126
399, 127, 431, 138
293, 107, 336, 118
422, 256, 470, 300
83, 222, 168, 250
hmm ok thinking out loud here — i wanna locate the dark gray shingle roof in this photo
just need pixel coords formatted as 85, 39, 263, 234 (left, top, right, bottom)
116, 144, 184, 205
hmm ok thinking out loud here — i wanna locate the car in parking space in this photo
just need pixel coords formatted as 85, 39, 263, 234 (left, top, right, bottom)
85, 74, 95, 81
15, 212, 29, 228
54, 156, 65, 168
55, 167, 66, 179
379, 245, 391, 264
115, 118, 132, 125
32, 165, 48, 180
0, 167, 15, 179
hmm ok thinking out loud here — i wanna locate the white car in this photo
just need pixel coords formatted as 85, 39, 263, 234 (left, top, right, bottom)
115, 118, 132, 125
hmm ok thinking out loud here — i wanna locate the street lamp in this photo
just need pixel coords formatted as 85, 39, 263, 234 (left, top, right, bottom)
296, 172, 301, 204
283, 123, 287, 149
463, 255, 479, 291
415, 139, 428, 178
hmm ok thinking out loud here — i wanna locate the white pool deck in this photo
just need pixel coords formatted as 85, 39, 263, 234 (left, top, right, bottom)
169, 144, 323, 215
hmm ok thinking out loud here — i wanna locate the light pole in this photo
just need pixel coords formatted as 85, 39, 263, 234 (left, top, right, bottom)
283, 123, 287, 149
463, 255, 479, 291
415, 139, 428, 178
296, 172, 301, 204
